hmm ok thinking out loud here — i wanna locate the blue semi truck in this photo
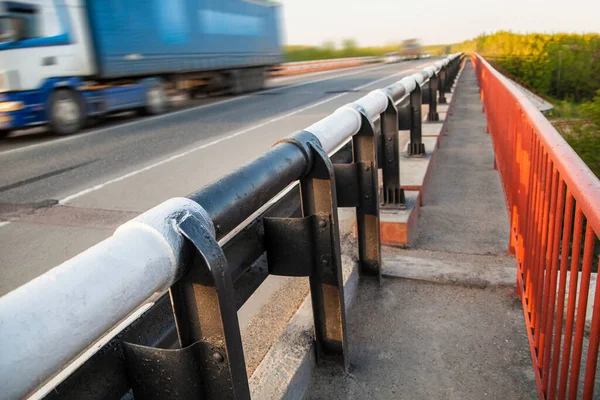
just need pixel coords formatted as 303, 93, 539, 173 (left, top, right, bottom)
0, 0, 283, 136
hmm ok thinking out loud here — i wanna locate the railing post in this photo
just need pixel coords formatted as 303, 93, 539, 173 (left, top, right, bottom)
448, 56, 462, 88
444, 62, 453, 93
263, 132, 349, 369
453, 58, 459, 83
427, 73, 439, 122
438, 66, 448, 104
351, 106, 382, 277
298, 140, 349, 368
379, 91, 406, 208
407, 84, 425, 156
331, 106, 383, 277
124, 213, 250, 400
455, 58, 459, 83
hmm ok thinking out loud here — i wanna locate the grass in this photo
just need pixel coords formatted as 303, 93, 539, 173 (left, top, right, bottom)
547, 100, 600, 178
560, 127, 600, 178
546, 100, 581, 119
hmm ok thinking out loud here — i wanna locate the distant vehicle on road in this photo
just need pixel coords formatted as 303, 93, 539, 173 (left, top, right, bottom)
401, 39, 423, 60
383, 52, 401, 63
0, 0, 283, 137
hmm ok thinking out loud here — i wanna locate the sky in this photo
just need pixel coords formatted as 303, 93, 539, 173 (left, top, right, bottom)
281, 0, 600, 46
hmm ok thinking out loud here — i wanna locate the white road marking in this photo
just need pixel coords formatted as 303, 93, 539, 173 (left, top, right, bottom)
0, 221, 11, 228
0, 63, 393, 157
59, 68, 414, 205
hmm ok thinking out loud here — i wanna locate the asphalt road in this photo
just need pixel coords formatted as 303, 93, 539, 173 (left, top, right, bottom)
0, 59, 438, 296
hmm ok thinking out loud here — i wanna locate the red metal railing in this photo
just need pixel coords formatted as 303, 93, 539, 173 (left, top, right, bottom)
472, 54, 600, 399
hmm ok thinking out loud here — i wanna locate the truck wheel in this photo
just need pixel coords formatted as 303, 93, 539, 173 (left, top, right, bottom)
248, 68, 265, 92
48, 89, 85, 136
140, 80, 167, 116
228, 70, 244, 95
255, 68, 266, 91
228, 68, 265, 95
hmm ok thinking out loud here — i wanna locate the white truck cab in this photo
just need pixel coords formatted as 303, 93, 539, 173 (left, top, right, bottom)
0, 0, 97, 135
0, 0, 96, 91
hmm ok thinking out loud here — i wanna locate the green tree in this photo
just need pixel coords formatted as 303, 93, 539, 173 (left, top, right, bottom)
452, 31, 600, 102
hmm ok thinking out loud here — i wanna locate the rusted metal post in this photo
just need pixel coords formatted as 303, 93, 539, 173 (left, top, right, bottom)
332, 108, 383, 277
447, 56, 461, 89
427, 73, 439, 122
299, 142, 349, 368
444, 61, 454, 93
380, 92, 406, 208
352, 107, 382, 277
438, 67, 448, 104
125, 214, 251, 400
407, 84, 425, 156
264, 133, 349, 369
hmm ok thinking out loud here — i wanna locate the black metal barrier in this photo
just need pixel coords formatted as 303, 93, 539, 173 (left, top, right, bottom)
7, 54, 465, 400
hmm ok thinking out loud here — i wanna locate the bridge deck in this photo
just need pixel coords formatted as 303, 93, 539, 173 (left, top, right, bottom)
306, 63, 538, 399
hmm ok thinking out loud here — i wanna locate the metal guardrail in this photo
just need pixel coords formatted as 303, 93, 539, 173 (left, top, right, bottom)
268, 56, 381, 76
0, 54, 464, 400
473, 54, 600, 399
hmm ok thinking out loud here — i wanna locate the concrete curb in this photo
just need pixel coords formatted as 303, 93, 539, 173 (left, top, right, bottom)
380, 191, 420, 246
383, 254, 516, 288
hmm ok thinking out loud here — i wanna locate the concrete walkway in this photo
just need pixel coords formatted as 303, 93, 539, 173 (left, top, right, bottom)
306, 63, 537, 399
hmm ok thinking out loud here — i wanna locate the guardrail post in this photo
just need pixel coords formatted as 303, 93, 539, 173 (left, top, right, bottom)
454, 56, 460, 79
446, 57, 460, 91
351, 107, 382, 276
379, 92, 406, 208
263, 132, 349, 369
124, 214, 250, 400
332, 107, 382, 277
404, 84, 425, 156
438, 67, 448, 104
426, 73, 440, 122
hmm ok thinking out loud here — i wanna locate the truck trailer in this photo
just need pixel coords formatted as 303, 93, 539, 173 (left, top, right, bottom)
0, 0, 283, 136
